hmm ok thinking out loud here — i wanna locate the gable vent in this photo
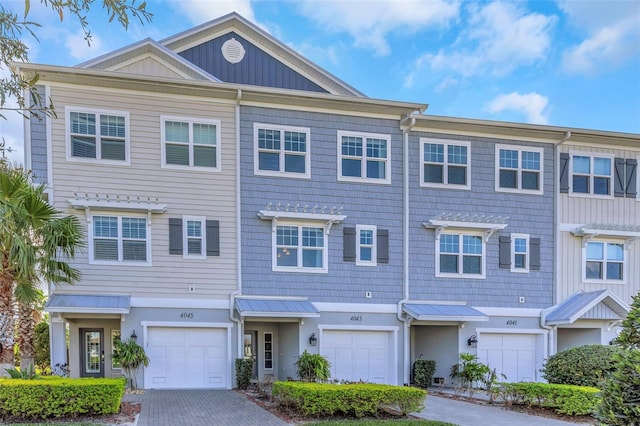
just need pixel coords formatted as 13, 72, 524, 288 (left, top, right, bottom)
221, 38, 246, 64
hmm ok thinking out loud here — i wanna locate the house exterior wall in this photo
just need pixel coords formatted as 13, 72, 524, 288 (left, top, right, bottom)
43, 84, 238, 300
239, 105, 404, 304
29, 85, 48, 185
557, 142, 640, 305
179, 32, 328, 93
407, 131, 555, 308
112, 56, 186, 79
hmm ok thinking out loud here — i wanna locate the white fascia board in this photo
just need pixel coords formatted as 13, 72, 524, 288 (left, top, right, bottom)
131, 297, 230, 309
313, 302, 397, 313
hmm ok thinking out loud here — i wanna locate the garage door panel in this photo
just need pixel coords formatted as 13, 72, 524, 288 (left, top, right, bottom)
478, 333, 538, 383
146, 327, 227, 389
323, 331, 391, 384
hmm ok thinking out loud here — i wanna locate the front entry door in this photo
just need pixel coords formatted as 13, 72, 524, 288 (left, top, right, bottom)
80, 329, 104, 377
243, 331, 258, 380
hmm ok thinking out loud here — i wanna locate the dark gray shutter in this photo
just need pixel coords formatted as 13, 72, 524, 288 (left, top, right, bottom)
559, 153, 570, 193
206, 220, 220, 256
343, 227, 356, 262
614, 157, 625, 197
530, 238, 541, 271
499, 236, 511, 269
377, 229, 389, 264
169, 218, 183, 255
626, 158, 637, 198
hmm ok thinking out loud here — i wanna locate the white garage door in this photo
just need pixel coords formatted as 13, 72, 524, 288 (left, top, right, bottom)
477, 333, 536, 382
322, 330, 392, 384
146, 327, 227, 389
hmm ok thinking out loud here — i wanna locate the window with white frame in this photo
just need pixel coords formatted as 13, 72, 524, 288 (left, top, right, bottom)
356, 225, 377, 266
496, 145, 543, 193
254, 124, 310, 177
571, 154, 612, 196
67, 108, 128, 162
338, 131, 390, 183
511, 234, 529, 273
585, 241, 624, 281
421, 139, 470, 189
437, 233, 484, 277
274, 223, 326, 272
183, 217, 206, 258
162, 117, 220, 169
91, 215, 150, 264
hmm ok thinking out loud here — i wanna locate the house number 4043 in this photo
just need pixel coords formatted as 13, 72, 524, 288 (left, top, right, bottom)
180, 312, 194, 319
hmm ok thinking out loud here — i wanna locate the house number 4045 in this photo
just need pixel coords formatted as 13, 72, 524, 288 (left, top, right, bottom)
180, 312, 194, 318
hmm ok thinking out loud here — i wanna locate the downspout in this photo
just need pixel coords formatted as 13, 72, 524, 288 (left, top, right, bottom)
398, 112, 418, 385
229, 89, 243, 360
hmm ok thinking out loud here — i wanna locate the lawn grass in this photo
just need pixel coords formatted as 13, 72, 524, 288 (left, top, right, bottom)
305, 420, 457, 426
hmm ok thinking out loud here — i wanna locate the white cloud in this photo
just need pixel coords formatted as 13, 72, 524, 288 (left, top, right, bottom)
64, 30, 106, 61
413, 2, 556, 78
485, 92, 550, 124
294, 0, 460, 56
288, 42, 340, 67
559, 1, 640, 75
165, 0, 256, 25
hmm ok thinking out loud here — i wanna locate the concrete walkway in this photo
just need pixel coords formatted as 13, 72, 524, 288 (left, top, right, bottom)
136, 390, 287, 426
417, 393, 594, 426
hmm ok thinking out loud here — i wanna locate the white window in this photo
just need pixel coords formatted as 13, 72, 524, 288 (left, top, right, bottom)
584, 241, 624, 282
66, 107, 129, 163
183, 216, 206, 258
90, 215, 150, 265
264, 332, 273, 370
273, 223, 327, 273
338, 131, 391, 184
436, 233, 485, 278
162, 116, 221, 170
571, 154, 613, 196
496, 145, 543, 194
356, 225, 377, 266
254, 123, 310, 178
511, 234, 529, 273
420, 139, 470, 189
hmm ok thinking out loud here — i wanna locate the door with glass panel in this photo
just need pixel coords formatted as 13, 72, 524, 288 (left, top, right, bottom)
80, 329, 104, 377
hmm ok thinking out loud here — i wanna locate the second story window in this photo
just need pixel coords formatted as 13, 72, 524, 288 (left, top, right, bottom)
67, 108, 128, 162
356, 225, 377, 266
162, 117, 220, 170
91, 215, 149, 264
585, 241, 624, 281
437, 233, 484, 278
274, 224, 326, 272
421, 139, 470, 189
338, 131, 390, 184
254, 124, 310, 177
496, 145, 543, 194
572, 155, 612, 196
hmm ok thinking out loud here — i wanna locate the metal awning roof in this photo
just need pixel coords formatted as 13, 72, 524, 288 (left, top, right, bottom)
403, 303, 488, 322
45, 294, 131, 314
544, 290, 629, 325
235, 297, 319, 318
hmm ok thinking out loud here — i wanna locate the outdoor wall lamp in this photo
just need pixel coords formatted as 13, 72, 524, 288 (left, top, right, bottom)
309, 333, 317, 346
467, 334, 477, 348
130, 330, 138, 342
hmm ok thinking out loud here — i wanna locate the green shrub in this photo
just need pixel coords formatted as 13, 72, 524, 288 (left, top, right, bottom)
541, 344, 620, 387
0, 376, 125, 420
272, 381, 426, 417
33, 321, 50, 373
413, 360, 436, 388
597, 292, 640, 425
112, 339, 149, 390
500, 382, 600, 416
295, 350, 331, 382
5, 364, 37, 379
235, 358, 254, 390
450, 352, 490, 397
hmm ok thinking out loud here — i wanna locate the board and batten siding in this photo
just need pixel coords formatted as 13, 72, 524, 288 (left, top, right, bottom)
239, 106, 404, 304
46, 85, 237, 299
408, 131, 556, 308
557, 144, 640, 305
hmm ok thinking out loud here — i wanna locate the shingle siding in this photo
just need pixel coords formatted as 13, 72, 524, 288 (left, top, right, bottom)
179, 32, 328, 93
408, 132, 555, 308
240, 106, 404, 303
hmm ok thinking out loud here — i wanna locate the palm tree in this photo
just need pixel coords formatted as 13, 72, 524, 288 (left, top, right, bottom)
0, 162, 82, 368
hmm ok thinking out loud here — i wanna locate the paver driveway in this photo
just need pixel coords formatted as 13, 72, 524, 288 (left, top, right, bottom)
136, 389, 288, 426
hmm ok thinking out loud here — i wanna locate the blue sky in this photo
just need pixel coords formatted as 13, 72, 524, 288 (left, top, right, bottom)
2, 0, 639, 164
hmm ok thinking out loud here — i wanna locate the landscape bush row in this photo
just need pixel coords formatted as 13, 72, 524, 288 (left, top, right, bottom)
498, 382, 600, 416
0, 376, 125, 420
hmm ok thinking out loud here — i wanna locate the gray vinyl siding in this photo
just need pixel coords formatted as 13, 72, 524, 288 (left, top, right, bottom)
408, 132, 555, 308
179, 32, 329, 93
240, 106, 403, 303
46, 85, 237, 299
113, 57, 186, 79
29, 85, 48, 184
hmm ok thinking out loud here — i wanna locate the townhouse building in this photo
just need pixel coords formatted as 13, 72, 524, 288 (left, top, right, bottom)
18, 13, 638, 389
